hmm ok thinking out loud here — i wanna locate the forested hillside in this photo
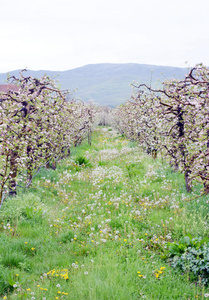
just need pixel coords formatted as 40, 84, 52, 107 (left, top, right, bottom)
0, 63, 187, 106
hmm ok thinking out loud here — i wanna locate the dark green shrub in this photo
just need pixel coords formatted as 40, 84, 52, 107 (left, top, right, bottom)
168, 236, 209, 285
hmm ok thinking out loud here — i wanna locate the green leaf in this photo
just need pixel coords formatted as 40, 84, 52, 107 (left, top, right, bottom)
183, 236, 191, 246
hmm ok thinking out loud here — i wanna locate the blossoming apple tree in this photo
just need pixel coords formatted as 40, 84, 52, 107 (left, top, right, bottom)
0, 71, 95, 200
112, 64, 209, 193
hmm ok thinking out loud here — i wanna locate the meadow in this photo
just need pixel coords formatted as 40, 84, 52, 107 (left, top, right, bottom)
0, 127, 209, 299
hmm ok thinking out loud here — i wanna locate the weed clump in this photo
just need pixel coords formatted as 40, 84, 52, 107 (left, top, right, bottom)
168, 235, 209, 284
75, 156, 91, 167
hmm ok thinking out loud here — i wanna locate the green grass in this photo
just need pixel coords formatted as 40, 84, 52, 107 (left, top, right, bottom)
0, 127, 208, 299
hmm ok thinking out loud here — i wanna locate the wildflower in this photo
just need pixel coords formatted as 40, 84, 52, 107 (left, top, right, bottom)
84, 271, 88, 275
63, 273, 69, 279
100, 238, 107, 243
56, 284, 61, 287
31, 247, 35, 251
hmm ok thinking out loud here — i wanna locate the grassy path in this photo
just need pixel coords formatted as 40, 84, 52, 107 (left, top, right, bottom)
0, 127, 209, 299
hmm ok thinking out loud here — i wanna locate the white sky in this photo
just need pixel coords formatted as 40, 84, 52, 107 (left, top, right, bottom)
1, 0, 209, 72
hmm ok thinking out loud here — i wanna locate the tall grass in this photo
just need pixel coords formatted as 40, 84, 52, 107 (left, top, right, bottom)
0, 127, 208, 299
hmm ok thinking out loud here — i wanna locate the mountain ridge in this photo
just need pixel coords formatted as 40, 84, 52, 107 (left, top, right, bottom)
0, 63, 188, 106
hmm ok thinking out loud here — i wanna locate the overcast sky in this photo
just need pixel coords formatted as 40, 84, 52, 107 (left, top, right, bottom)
1, 0, 209, 72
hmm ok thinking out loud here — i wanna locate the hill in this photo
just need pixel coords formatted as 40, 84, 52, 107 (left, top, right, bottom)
0, 63, 188, 106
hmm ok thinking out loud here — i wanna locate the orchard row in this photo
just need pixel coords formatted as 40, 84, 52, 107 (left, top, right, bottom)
0, 71, 95, 200
112, 64, 209, 194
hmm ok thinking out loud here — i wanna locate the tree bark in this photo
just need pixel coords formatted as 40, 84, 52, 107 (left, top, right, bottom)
185, 170, 191, 193
177, 106, 192, 192
88, 128, 92, 146
9, 150, 18, 196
